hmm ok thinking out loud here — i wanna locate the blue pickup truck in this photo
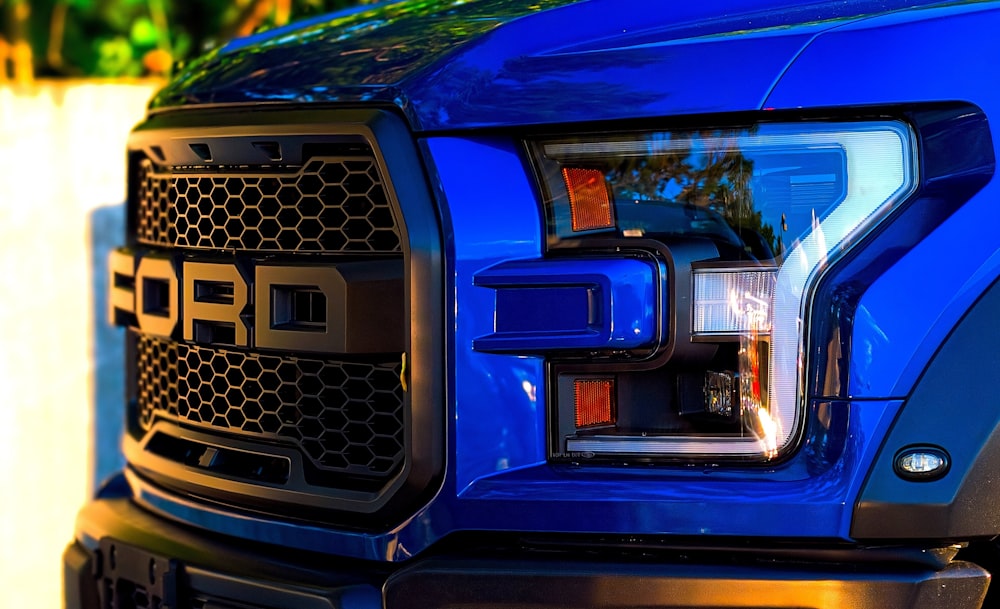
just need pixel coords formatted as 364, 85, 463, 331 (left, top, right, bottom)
64, 1, 1000, 608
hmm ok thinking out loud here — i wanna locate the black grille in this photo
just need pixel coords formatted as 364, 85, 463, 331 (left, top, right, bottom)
135, 334, 404, 478
122, 110, 441, 521
136, 156, 401, 252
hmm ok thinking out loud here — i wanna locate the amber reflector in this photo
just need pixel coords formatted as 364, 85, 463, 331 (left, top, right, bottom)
574, 378, 615, 428
563, 167, 614, 231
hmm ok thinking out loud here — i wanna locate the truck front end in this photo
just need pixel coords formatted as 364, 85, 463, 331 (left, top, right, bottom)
65, 1, 1000, 608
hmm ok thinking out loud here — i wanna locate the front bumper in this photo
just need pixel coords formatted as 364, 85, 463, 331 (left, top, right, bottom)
66, 496, 990, 609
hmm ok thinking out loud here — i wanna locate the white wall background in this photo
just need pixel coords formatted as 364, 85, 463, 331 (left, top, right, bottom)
0, 81, 158, 609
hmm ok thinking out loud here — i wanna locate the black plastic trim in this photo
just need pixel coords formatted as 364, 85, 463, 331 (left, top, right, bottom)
66, 497, 386, 609
385, 556, 988, 609
853, 274, 1000, 540
66, 496, 990, 609
63, 542, 100, 609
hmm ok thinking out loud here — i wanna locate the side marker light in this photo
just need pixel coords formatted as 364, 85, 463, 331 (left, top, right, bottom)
894, 446, 950, 481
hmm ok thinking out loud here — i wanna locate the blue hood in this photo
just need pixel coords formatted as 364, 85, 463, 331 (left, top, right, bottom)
152, 0, 943, 130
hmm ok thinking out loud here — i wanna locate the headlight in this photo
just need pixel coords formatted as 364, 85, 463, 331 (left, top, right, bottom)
529, 120, 916, 461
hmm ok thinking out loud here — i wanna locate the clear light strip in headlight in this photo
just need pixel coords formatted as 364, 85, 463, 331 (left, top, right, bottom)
765, 125, 915, 456
693, 269, 777, 336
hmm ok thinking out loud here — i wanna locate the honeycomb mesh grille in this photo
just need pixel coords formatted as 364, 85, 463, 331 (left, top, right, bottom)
136, 156, 401, 252
135, 334, 404, 477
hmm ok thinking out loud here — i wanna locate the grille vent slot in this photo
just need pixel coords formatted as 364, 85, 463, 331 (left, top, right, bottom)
133, 333, 405, 484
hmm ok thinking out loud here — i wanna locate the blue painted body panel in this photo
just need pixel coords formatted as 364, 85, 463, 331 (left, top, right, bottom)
472, 258, 659, 351
152, 0, 958, 131
90, 0, 1000, 565
428, 136, 548, 497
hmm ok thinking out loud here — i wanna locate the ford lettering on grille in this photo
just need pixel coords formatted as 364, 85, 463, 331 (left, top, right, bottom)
109, 249, 403, 354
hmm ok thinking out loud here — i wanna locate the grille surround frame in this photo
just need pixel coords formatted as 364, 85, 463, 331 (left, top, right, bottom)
121, 108, 444, 525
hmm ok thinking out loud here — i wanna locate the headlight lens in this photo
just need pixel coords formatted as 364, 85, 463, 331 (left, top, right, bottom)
532, 121, 916, 461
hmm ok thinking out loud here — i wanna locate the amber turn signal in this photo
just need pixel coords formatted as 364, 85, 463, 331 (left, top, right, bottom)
562, 167, 614, 232
574, 378, 615, 428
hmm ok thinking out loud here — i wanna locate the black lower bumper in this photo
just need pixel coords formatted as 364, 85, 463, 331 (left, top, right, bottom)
66, 496, 991, 609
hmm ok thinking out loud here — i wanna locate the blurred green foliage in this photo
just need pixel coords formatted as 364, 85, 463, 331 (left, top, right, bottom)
2, 0, 373, 78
